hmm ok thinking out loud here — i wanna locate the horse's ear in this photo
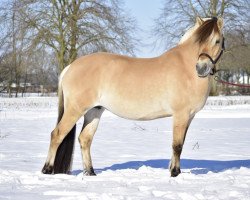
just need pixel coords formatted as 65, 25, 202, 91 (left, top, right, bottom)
217, 17, 223, 30
196, 16, 204, 26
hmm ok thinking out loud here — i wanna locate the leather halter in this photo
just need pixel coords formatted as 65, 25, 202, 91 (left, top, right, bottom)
198, 36, 225, 75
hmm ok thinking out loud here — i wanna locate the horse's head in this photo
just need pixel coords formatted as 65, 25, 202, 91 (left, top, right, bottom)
194, 17, 224, 77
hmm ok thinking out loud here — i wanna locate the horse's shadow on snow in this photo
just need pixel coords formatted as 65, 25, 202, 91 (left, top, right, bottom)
72, 159, 250, 175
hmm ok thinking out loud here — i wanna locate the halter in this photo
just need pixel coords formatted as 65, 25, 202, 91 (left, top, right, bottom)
198, 36, 225, 75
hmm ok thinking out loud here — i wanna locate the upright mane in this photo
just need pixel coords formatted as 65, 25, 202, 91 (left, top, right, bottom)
195, 17, 219, 44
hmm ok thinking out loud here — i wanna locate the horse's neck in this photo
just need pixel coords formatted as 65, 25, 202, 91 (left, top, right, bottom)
159, 39, 201, 74
177, 39, 200, 64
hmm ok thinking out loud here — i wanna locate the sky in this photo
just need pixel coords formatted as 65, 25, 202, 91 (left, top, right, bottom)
124, 0, 163, 58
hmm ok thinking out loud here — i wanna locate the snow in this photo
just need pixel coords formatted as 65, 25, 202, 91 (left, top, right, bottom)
0, 96, 250, 199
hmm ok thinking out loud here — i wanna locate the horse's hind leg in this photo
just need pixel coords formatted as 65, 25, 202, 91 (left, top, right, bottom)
78, 106, 105, 176
42, 107, 81, 174
169, 112, 194, 177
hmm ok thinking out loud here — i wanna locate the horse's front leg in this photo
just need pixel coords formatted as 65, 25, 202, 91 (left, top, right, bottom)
169, 113, 194, 177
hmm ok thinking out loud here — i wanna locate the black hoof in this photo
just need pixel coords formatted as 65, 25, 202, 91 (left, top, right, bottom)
84, 167, 96, 176
42, 163, 53, 174
171, 167, 181, 177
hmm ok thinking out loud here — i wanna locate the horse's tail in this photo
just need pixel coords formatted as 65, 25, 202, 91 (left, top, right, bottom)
53, 66, 76, 174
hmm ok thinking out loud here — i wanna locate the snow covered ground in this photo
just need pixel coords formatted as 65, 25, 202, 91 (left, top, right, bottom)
0, 96, 250, 200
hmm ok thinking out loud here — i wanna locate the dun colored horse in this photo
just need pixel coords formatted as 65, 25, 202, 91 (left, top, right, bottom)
42, 17, 224, 177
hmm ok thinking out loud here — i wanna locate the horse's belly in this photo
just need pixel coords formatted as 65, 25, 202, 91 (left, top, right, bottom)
108, 107, 171, 120
100, 96, 172, 120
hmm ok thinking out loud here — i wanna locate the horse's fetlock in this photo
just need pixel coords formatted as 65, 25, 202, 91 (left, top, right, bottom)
173, 144, 183, 155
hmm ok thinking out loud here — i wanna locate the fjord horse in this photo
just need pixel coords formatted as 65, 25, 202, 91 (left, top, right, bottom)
42, 17, 224, 177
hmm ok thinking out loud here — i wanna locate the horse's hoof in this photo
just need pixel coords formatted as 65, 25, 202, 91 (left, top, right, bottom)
42, 164, 53, 174
171, 167, 181, 177
84, 167, 96, 176
84, 171, 96, 176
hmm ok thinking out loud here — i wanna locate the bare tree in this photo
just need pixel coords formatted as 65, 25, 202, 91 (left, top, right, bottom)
0, 0, 31, 97
0, 0, 137, 96
153, 0, 250, 49
0, 53, 11, 93
19, 0, 137, 72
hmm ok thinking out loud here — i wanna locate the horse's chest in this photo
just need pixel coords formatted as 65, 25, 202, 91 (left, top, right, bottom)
191, 79, 211, 112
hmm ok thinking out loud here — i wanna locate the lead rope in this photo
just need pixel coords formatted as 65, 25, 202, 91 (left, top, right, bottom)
213, 70, 250, 88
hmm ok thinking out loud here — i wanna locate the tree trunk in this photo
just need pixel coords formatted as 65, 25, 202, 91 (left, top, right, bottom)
68, 0, 79, 64
210, 0, 219, 16
22, 66, 28, 97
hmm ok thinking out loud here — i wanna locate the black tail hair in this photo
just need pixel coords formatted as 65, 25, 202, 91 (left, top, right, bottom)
53, 125, 76, 174
53, 85, 76, 174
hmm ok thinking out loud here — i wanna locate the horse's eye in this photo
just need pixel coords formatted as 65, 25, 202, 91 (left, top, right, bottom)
215, 40, 220, 44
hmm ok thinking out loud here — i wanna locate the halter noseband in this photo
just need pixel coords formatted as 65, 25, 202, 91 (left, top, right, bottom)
198, 36, 225, 75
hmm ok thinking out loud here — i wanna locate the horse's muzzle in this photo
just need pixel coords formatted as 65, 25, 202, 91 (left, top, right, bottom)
196, 63, 212, 78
